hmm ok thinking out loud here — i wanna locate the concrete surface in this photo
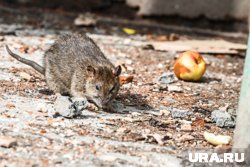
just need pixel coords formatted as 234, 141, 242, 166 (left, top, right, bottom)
127, 0, 250, 20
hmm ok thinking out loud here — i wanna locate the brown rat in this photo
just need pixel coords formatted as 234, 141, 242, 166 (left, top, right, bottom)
6, 33, 121, 109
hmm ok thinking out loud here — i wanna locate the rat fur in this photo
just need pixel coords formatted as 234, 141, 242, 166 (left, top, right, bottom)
6, 33, 121, 108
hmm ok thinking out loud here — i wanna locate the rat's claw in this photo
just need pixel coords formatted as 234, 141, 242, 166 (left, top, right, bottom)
87, 103, 99, 112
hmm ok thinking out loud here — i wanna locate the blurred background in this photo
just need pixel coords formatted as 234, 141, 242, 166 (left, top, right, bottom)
0, 0, 249, 42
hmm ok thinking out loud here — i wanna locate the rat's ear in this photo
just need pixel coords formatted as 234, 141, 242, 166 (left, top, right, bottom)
113, 65, 121, 76
87, 65, 96, 77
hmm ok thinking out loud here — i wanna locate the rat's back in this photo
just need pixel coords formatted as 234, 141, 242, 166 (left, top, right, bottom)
44, 33, 113, 69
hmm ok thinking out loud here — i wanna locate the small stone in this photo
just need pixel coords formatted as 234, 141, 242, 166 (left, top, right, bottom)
168, 85, 183, 93
179, 134, 194, 142
154, 72, 175, 89
74, 13, 97, 26
152, 88, 160, 92
204, 117, 212, 123
126, 59, 133, 65
159, 109, 170, 116
36, 103, 48, 112
180, 123, 192, 132
116, 127, 130, 133
18, 72, 32, 81
0, 36, 4, 41
211, 110, 236, 128
171, 108, 192, 118
54, 95, 88, 118
163, 97, 176, 104
0, 136, 17, 148
153, 134, 164, 145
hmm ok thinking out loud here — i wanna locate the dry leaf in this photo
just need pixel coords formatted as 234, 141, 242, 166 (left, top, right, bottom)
40, 129, 47, 134
123, 28, 136, 35
5, 103, 15, 108
19, 46, 29, 53
192, 118, 205, 129
119, 75, 134, 84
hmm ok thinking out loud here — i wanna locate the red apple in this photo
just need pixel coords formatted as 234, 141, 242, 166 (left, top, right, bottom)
174, 51, 206, 81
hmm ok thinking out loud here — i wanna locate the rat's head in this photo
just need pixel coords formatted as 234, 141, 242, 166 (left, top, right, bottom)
85, 65, 121, 108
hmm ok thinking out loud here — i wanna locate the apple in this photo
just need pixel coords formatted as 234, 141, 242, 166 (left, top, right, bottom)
174, 51, 206, 81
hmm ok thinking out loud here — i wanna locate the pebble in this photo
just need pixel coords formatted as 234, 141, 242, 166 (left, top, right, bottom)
154, 72, 175, 86
168, 85, 183, 93
163, 97, 176, 104
36, 103, 48, 113
159, 109, 170, 116
179, 134, 194, 142
116, 127, 130, 133
152, 88, 160, 92
54, 95, 88, 118
74, 14, 97, 26
171, 108, 193, 118
153, 134, 164, 145
0, 136, 17, 148
211, 110, 236, 128
18, 72, 32, 81
180, 123, 192, 132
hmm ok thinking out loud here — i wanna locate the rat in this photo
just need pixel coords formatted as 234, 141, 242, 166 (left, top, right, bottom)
6, 33, 121, 110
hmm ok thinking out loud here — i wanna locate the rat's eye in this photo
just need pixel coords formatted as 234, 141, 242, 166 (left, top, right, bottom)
96, 85, 101, 90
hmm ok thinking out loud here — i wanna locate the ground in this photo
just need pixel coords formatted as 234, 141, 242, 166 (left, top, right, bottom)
0, 4, 247, 167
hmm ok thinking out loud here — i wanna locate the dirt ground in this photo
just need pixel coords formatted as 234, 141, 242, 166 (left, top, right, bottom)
0, 4, 247, 167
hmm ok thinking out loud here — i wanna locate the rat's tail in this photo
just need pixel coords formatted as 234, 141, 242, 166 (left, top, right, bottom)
6, 45, 45, 75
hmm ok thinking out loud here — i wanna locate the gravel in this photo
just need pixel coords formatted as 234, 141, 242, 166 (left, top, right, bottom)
211, 110, 236, 128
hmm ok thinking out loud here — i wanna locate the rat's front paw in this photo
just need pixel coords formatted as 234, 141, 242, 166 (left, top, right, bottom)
87, 103, 99, 112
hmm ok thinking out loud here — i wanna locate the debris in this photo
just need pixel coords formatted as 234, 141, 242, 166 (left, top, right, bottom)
204, 131, 231, 146
148, 118, 168, 128
180, 122, 192, 132
142, 133, 166, 145
116, 127, 130, 134
122, 28, 136, 35
179, 134, 194, 142
0, 136, 17, 148
18, 72, 32, 81
163, 97, 176, 104
192, 118, 205, 129
74, 13, 97, 26
171, 108, 192, 118
40, 129, 47, 134
154, 72, 175, 89
19, 45, 29, 53
119, 74, 134, 84
211, 110, 236, 128
146, 34, 179, 42
53, 95, 88, 118
159, 109, 170, 116
147, 39, 247, 55
5, 103, 16, 108
167, 85, 183, 93
152, 88, 160, 92
0, 36, 4, 41
36, 103, 48, 113
152, 134, 165, 145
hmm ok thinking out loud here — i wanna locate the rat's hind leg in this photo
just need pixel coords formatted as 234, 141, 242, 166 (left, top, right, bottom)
45, 69, 70, 95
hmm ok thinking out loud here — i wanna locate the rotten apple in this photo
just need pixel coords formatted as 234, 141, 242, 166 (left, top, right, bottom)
174, 51, 206, 81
